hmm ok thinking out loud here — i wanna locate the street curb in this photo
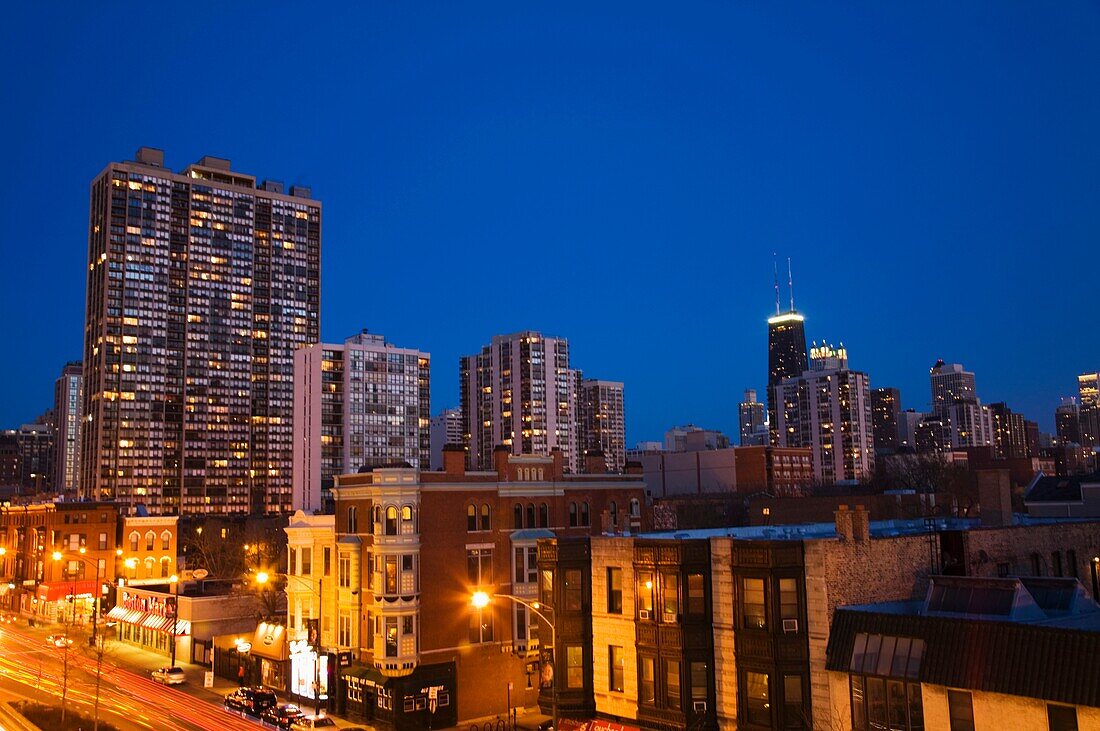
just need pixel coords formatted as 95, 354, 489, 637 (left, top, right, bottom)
0, 701, 41, 731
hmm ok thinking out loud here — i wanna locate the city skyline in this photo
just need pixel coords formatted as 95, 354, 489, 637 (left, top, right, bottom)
3, 3, 1100, 446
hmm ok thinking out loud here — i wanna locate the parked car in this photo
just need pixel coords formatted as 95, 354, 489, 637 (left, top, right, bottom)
260, 703, 305, 730
151, 666, 186, 685
289, 715, 338, 730
46, 633, 73, 648
224, 687, 279, 717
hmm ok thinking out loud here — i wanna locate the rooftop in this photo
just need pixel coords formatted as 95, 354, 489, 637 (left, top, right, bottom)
1026, 471, 1100, 503
639, 514, 1098, 542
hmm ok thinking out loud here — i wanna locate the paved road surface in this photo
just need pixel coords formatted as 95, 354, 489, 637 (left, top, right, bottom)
0, 622, 262, 731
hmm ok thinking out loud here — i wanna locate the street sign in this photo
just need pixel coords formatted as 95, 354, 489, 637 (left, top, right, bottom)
193, 569, 209, 580
203, 671, 214, 688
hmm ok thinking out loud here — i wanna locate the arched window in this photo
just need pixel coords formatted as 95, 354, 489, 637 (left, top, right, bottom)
581, 501, 590, 527
372, 505, 381, 531
514, 504, 523, 529
609, 501, 618, 526
145, 531, 155, 551
385, 507, 398, 535
348, 506, 358, 534
539, 503, 549, 528
160, 557, 171, 578
526, 503, 535, 529
161, 531, 171, 551
129, 532, 139, 552
569, 502, 578, 527
480, 504, 491, 531
630, 498, 641, 518
537, 468, 544, 481
467, 505, 478, 532
144, 557, 155, 578
402, 505, 413, 522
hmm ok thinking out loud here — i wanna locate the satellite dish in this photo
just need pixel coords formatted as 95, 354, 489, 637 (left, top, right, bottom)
192, 569, 209, 580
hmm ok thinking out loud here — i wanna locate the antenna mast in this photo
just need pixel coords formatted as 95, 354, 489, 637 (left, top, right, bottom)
773, 254, 780, 315
787, 257, 795, 312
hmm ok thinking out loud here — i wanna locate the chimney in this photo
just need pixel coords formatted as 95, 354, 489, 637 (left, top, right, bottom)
550, 448, 565, 480
442, 444, 466, 476
977, 469, 1013, 527
585, 450, 607, 474
493, 446, 511, 480
852, 504, 869, 542
834, 504, 853, 542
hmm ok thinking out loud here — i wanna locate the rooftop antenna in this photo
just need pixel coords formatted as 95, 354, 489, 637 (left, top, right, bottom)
773, 253, 781, 315
787, 257, 795, 312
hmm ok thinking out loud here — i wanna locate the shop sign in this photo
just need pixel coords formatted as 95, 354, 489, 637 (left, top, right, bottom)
289, 639, 313, 657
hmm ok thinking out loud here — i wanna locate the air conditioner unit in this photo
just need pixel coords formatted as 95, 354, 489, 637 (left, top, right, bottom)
662, 613, 677, 624
782, 618, 799, 633
693, 700, 707, 712
638, 609, 651, 620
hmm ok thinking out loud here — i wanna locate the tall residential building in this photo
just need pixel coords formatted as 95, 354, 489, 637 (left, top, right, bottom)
1023, 419, 1041, 457
81, 148, 321, 515
429, 408, 463, 470
53, 362, 83, 493
738, 389, 766, 446
1055, 398, 1082, 446
989, 402, 1029, 459
293, 331, 430, 513
928, 360, 993, 449
577, 379, 626, 472
774, 342, 875, 484
460, 331, 578, 472
15, 423, 54, 492
870, 387, 901, 454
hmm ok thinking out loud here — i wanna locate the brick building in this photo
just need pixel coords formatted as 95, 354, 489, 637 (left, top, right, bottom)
0, 502, 119, 626
533, 471, 1100, 730
320, 445, 646, 729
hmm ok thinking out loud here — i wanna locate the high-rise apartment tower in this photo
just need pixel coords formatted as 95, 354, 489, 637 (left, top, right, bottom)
81, 148, 321, 515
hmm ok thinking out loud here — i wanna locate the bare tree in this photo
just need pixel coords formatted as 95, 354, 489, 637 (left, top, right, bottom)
81, 629, 120, 731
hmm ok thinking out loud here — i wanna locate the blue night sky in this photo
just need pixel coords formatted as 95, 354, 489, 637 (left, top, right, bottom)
2, 3, 1098, 443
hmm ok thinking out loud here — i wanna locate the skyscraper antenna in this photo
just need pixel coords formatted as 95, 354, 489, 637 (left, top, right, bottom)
787, 257, 795, 312
773, 254, 780, 315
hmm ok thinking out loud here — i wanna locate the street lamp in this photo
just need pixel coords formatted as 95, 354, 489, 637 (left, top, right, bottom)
169, 574, 180, 669
257, 571, 325, 715
1091, 556, 1099, 603
472, 592, 557, 730
51, 549, 104, 643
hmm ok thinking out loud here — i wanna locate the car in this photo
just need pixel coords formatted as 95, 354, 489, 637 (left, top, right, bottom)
151, 666, 186, 685
260, 703, 305, 730
224, 687, 279, 718
289, 715, 337, 730
0, 613, 15, 624
46, 633, 73, 648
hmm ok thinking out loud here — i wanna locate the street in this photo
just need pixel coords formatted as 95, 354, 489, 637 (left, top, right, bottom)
0, 622, 263, 731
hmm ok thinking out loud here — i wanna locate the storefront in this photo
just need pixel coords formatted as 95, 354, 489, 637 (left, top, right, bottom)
342, 661, 456, 731
32, 580, 100, 625
106, 588, 190, 656
289, 637, 330, 707
247, 621, 290, 692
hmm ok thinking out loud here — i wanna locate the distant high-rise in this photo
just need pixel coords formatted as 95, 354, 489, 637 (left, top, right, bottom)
989, 402, 1029, 459
14, 423, 54, 492
81, 148, 321, 515
1055, 398, 1081, 446
738, 389, 766, 446
775, 342, 874, 484
577, 379, 626, 472
429, 408, 464, 470
460, 331, 578, 472
870, 387, 901, 454
52, 362, 83, 493
897, 409, 924, 451
1023, 419, 1041, 458
928, 361, 993, 449
1078, 372, 1099, 448
293, 331, 429, 512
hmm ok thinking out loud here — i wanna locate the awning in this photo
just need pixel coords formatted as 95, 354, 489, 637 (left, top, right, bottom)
105, 604, 191, 635
341, 664, 389, 687
37, 580, 100, 602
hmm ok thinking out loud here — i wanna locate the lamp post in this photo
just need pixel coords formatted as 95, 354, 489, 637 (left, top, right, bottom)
51, 549, 103, 643
257, 571, 324, 716
169, 574, 180, 669
1091, 556, 1099, 603
472, 592, 556, 730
